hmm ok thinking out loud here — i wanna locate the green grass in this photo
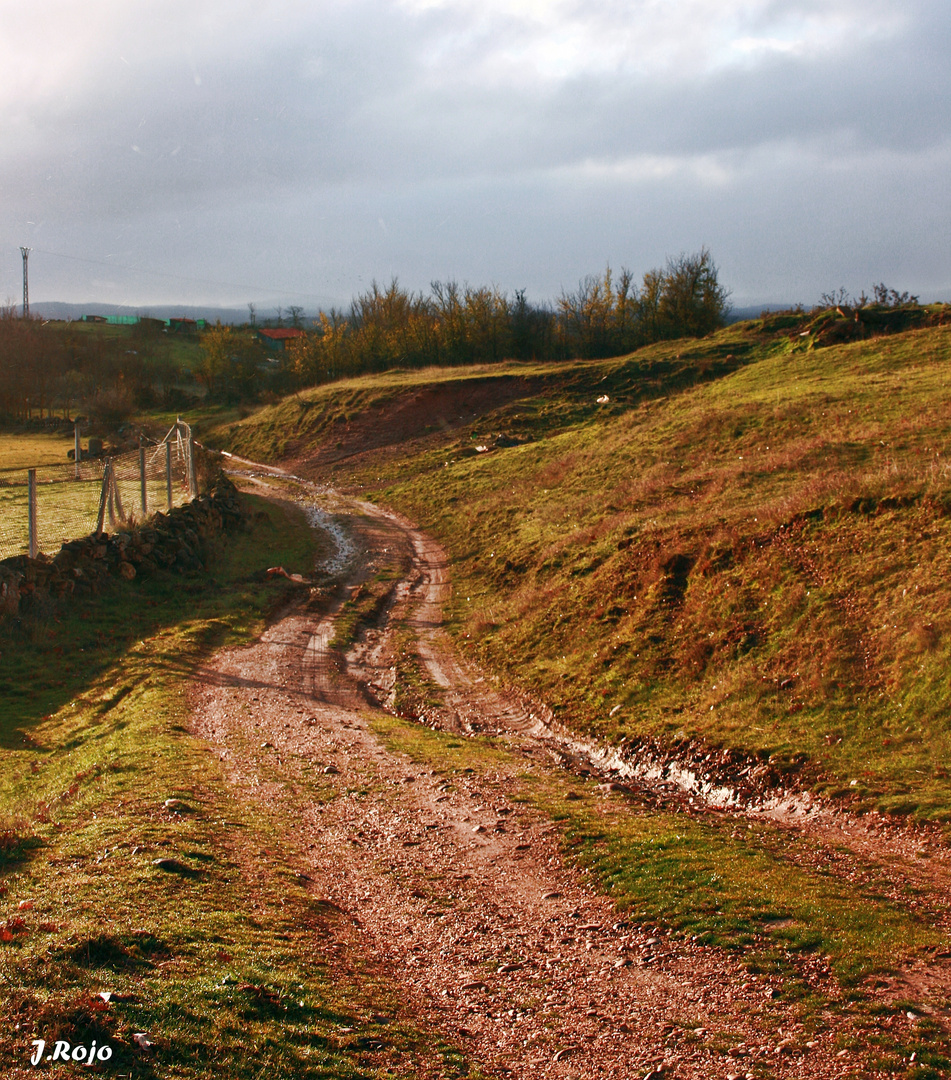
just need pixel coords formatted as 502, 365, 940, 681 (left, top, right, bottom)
0, 432, 77, 470
0, 477, 100, 560
0, 473, 191, 560
0, 496, 476, 1078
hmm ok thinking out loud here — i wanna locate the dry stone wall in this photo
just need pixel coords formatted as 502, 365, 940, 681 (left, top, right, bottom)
0, 476, 246, 620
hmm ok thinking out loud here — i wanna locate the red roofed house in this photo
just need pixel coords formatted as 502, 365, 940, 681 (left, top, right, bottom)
256, 327, 305, 352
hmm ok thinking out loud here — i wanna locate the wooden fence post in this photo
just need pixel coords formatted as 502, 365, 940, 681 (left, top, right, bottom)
28, 469, 38, 558
96, 461, 111, 535
139, 438, 148, 520
166, 440, 173, 509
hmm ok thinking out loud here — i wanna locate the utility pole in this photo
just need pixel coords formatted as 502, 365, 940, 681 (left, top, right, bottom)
20, 247, 31, 318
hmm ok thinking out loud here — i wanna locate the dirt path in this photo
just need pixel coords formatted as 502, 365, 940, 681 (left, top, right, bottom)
188, 472, 947, 1078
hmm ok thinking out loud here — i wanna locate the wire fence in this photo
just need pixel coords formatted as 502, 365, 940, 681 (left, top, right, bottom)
0, 423, 196, 561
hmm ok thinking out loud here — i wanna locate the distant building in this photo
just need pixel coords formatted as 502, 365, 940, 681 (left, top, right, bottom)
168, 317, 207, 333
78, 313, 208, 330
255, 327, 304, 352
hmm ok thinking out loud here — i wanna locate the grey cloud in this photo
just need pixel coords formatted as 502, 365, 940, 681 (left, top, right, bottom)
8, 0, 949, 203
1, 0, 948, 307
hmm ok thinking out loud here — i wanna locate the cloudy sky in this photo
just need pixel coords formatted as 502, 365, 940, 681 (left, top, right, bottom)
1, 0, 949, 313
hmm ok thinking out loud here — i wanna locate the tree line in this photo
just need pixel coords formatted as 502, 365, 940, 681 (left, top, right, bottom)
286, 249, 730, 386
0, 249, 730, 419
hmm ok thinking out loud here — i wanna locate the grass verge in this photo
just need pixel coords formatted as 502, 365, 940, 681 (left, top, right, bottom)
0, 497, 474, 1078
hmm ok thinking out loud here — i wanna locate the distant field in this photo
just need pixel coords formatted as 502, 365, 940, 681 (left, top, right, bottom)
56, 318, 206, 371
0, 431, 76, 470
0, 439, 191, 558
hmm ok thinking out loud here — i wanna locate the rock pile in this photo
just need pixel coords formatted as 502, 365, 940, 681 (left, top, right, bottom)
0, 476, 246, 620
793, 302, 950, 349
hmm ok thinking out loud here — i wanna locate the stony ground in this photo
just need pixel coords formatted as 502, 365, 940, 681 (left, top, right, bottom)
188, 470, 949, 1079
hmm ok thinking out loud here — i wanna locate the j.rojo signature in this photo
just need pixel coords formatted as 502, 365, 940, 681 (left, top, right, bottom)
30, 1039, 113, 1065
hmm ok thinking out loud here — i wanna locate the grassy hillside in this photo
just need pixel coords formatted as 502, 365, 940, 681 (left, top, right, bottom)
217, 307, 951, 821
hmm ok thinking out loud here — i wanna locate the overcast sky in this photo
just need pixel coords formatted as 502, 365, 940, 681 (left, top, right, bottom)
1, 0, 949, 313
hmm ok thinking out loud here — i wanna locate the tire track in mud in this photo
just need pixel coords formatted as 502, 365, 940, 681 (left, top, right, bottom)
345, 518, 549, 742
189, 470, 950, 1077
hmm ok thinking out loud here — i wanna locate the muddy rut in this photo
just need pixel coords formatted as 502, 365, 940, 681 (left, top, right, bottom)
188, 471, 948, 1079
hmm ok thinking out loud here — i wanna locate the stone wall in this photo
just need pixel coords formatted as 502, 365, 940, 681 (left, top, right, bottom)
0, 476, 247, 620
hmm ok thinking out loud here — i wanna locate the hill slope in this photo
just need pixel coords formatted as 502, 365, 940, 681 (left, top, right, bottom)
213, 308, 951, 820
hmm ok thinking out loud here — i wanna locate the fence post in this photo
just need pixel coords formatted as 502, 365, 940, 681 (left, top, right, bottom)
187, 427, 198, 498
96, 461, 111, 535
166, 439, 173, 509
139, 437, 148, 520
28, 469, 38, 558
74, 422, 81, 479
112, 463, 124, 524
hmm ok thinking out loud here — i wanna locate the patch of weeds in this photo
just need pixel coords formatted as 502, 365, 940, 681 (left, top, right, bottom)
391, 629, 445, 720
370, 712, 514, 779
554, 796, 938, 983
331, 579, 391, 650
0, 824, 42, 866
331, 554, 407, 650
7, 988, 135, 1068
56, 931, 172, 970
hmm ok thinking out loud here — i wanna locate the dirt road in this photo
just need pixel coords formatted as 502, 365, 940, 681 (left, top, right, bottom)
188, 473, 945, 1079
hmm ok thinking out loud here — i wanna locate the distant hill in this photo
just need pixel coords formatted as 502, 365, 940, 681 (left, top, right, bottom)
30, 301, 801, 328
725, 303, 802, 323
30, 301, 317, 326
